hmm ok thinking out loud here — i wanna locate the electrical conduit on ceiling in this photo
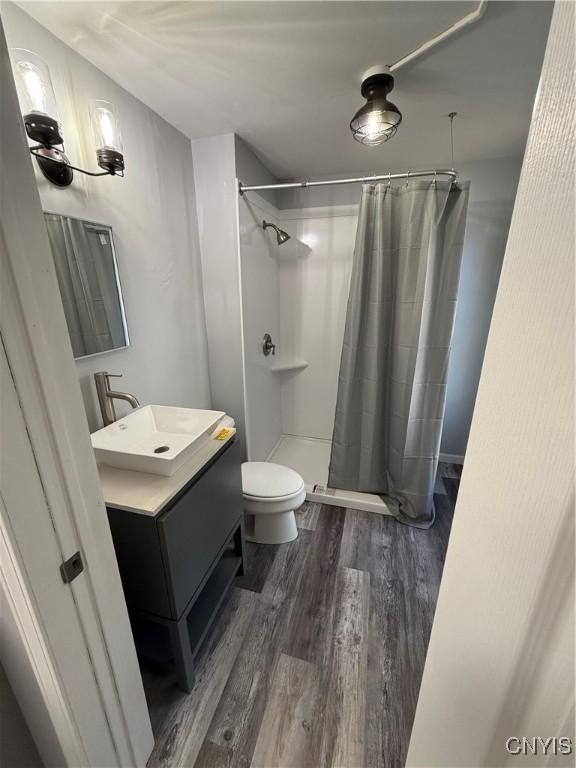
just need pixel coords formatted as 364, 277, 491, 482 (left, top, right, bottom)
239, 1, 489, 194
389, 1, 488, 72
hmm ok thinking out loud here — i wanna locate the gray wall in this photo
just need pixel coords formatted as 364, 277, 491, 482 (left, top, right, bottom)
7, 0, 518, 456
0, 661, 43, 768
3, 3, 211, 431
235, 135, 278, 207
192, 133, 249, 456
277, 156, 523, 459
442, 157, 522, 457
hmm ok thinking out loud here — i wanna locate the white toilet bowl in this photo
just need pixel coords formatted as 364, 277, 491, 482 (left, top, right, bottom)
242, 462, 306, 544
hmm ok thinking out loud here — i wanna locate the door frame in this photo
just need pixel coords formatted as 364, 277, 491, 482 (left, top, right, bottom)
0, 20, 153, 767
406, 3, 574, 764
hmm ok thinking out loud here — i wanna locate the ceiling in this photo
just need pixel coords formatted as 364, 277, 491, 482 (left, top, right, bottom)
17, 1, 552, 179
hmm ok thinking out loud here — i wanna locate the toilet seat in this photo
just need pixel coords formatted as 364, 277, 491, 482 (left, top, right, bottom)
242, 462, 304, 500
243, 487, 304, 503
241, 462, 306, 544
243, 486, 304, 504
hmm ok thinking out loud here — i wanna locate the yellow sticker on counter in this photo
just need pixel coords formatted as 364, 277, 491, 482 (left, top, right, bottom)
215, 427, 233, 441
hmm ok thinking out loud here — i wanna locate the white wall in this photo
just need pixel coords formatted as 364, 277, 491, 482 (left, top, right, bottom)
192, 133, 249, 455
193, 135, 284, 460
238, 192, 282, 460
235, 139, 283, 459
277, 159, 521, 458
2, 3, 211, 431
407, 2, 574, 763
278, 205, 358, 440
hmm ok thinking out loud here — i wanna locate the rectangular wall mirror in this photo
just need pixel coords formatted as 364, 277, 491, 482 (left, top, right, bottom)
44, 213, 129, 359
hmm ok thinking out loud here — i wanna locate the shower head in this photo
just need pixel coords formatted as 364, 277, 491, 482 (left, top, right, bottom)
262, 220, 291, 245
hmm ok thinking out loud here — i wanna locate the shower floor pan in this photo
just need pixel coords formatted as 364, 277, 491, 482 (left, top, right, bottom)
267, 435, 391, 516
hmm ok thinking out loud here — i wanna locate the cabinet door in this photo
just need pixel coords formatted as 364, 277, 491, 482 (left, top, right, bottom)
107, 510, 171, 618
158, 439, 243, 618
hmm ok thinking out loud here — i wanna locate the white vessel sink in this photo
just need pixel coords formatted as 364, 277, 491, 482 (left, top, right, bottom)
91, 405, 225, 476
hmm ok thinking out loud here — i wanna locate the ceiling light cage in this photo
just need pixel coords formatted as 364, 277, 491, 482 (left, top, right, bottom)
350, 73, 402, 146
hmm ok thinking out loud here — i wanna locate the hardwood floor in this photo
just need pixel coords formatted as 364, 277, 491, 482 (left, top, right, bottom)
145, 465, 459, 768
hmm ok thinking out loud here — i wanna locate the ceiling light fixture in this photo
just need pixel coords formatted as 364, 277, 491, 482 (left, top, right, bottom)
11, 48, 125, 187
350, 66, 402, 146
350, 1, 487, 147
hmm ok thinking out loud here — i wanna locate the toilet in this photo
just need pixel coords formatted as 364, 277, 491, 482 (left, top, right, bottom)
241, 462, 306, 544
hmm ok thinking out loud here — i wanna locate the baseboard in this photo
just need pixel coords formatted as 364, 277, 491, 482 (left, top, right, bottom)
439, 452, 465, 464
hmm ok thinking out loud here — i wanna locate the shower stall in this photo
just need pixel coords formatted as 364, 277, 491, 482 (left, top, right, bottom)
237, 169, 467, 522
192, 135, 465, 520
238, 187, 390, 514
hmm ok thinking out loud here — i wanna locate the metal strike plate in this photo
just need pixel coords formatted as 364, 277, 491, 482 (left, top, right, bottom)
60, 551, 84, 584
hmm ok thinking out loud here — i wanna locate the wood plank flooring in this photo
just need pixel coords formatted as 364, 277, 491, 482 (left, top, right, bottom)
145, 465, 459, 768
251, 654, 320, 768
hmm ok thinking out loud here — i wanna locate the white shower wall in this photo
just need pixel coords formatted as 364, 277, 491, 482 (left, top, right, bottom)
238, 192, 282, 460
237, 196, 360, 461
278, 205, 358, 440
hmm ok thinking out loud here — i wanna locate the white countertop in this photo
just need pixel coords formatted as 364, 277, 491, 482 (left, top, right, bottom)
98, 428, 236, 517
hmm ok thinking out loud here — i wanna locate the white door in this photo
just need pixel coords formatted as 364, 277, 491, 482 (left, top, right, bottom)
0, 20, 153, 767
1, 341, 118, 766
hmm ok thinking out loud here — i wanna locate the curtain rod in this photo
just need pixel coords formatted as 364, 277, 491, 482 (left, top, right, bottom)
238, 168, 457, 195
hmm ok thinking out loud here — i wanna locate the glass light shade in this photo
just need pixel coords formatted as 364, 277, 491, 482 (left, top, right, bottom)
350, 101, 402, 146
350, 72, 402, 146
11, 48, 58, 119
90, 100, 123, 153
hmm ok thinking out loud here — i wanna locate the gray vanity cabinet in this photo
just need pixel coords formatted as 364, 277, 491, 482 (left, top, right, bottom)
159, 438, 243, 618
106, 437, 245, 692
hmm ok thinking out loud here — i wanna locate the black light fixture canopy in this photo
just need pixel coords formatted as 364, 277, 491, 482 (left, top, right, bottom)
31, 145, 75, 187
350, 71, 402, 146
96, 148, 125, 175
23, 112, 73, 187
23, 112, 63, 146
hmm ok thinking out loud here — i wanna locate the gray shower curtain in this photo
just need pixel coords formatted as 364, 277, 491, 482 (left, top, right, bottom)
328, 180, 469, 527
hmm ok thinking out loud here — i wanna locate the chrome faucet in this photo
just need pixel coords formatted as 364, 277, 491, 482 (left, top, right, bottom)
94, 372, 140, 426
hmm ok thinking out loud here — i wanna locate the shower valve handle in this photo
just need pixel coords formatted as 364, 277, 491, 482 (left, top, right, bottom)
263, 333, 276, 356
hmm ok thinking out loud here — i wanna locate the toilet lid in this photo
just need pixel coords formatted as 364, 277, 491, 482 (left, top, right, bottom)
242, 462, 304, 499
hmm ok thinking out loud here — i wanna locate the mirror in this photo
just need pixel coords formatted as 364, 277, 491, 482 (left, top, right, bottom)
44, 213, 129, 359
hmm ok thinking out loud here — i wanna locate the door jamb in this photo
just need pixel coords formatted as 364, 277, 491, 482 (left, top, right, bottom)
0, 22, 153, 767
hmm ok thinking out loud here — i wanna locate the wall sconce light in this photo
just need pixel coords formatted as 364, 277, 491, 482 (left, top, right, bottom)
11, 48, 125, 187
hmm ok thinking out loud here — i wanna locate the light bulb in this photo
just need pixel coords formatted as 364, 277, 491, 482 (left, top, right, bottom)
364, 112, 382, 140
10, 49, 58, 119
19, 62, 47, 113
350, 72, 402, 146
99, 111, 115, 148
10, 48, 64, 147
90, 100, 123, 153
90, 100, 125, 175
